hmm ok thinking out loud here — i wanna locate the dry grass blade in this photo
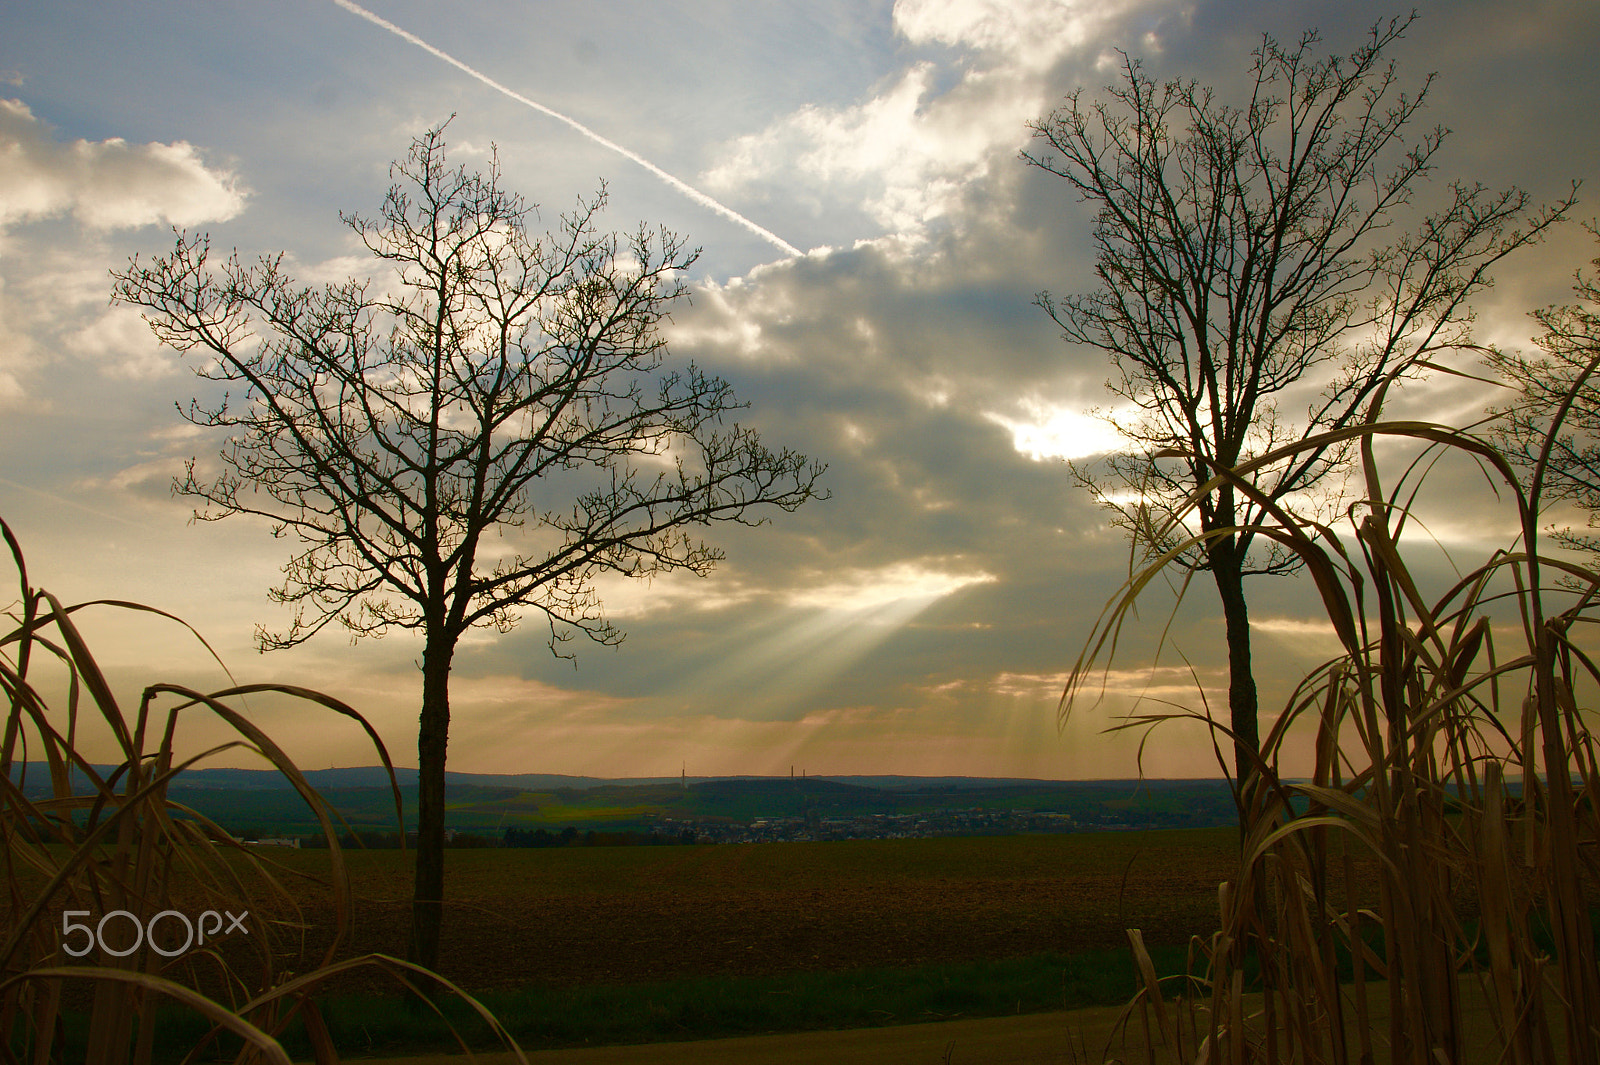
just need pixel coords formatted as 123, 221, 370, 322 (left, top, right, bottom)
1124, 928, 1177, 1060
1, 968, 293, 1065
1062, 410, 1600, 1062
234, 953, 531, 1065
0, 514, 523, 1064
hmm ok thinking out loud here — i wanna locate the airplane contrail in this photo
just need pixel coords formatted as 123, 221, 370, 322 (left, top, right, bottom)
329, 0, 802, 258
0, 476, 145, 529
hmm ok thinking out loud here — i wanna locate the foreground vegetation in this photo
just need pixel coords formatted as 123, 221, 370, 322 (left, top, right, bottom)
1064, 394, 1600, 1061
48, 945, 1197, 1061
0, 517, 526, 1064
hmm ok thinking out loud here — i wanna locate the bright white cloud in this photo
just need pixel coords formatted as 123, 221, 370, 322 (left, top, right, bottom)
702, 63, 1034, 234
702, 0, 1140, 236
1250, 615, 1346, 660
68, 306, 174, 380
787, 561, 995, 613
0, 99, 244, 231
592, 560, 996, 622
0, 102, 246, 403
0, 248, 174, 402
985, 400, 1128, 461
1250, 616, 1337, 637
1061, 664, 1224, 696
663, 280, 768, 360
894, 0, 1131, 70
581, 568, 760, 619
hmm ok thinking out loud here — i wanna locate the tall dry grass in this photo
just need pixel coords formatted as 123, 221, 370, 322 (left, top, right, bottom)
1066, 391, 1600, 1062
0, 515, 526, 1064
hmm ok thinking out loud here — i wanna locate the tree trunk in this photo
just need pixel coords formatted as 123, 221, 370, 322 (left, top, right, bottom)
410, 628, 455, 971
1211, 538, 1260, 804
1211, 536, 1271, 992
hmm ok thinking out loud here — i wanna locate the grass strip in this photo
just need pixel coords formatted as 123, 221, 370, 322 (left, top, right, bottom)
78, 945, 1191, 1060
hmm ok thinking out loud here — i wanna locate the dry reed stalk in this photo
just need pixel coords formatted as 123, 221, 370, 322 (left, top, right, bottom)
1064, 401, 1600, 1062
0, 516, 527, 1064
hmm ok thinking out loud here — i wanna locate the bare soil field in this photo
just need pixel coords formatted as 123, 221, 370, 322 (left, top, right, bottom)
252, 829, 1242, 992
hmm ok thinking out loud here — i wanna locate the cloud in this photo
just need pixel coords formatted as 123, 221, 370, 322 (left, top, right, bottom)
414, 1, 1600, 777
786, 561, 996, 613
0, 99, 244, 231
0, 246, 175, 405
8, 0, 1595, 781
893, 0, 1137, 69
701, 0, 1150, 236
68, 306, 176, 380
0, 101, 247, 405
493, 164, 1146, 729
327, 0, 799, 257
984, 399, 1130, 461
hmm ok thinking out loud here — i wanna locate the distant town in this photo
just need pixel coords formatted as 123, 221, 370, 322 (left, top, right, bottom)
13, 764, 1242, 846
664, 806, 1082, 844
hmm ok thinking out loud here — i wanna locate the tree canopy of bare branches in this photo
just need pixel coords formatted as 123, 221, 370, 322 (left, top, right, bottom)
1490, 229, 1600, 553
113, 128, 825, 968
1025, 13, 1572, 793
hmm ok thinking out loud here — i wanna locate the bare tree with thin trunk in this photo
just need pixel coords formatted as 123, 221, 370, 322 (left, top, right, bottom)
1025, 13, 1572, 798
113, 128, 825, 969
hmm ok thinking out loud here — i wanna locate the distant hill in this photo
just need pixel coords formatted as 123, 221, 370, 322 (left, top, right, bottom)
16, 763, 904, 791
10, 763, 1224, 793
10, 763, 1239, 838
174, 766, 626, 791
10, 763, 639, 792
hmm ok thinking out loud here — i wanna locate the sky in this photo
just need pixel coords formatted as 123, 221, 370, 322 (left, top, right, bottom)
1, 0, 1596, 781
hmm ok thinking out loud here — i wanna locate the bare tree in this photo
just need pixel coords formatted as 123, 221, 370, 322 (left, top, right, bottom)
113, 128, 824, 969
1024, 14, 1571, 794
1490, 230, 1600, 550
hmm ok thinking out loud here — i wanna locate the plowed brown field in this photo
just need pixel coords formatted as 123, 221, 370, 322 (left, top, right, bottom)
254, 829, 1243, 993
